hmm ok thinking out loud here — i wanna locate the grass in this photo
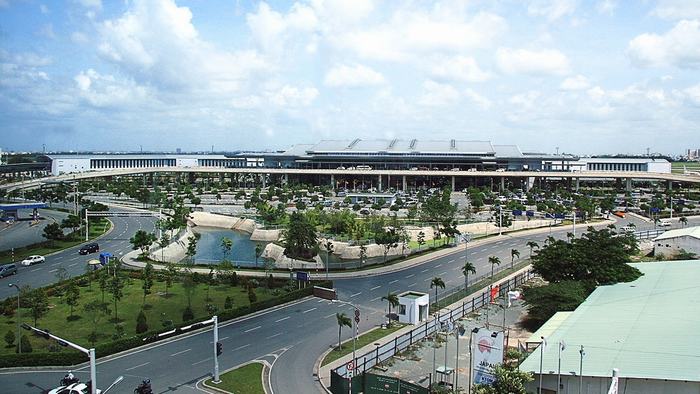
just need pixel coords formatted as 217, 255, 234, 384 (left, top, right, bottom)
0, 277, 278, 355
205, 362, 265, 394
321, 323, 406, 367
0, 219, 111, 264
430, 259, 531, 313
672, 162, 700, 173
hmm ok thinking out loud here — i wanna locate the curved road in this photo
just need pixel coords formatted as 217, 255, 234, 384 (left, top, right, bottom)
1, 215, 697, 394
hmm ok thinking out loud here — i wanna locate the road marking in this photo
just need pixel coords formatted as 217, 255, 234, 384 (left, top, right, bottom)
370, 285, 382, 291
219, 336, 229, 341
169, 349, 191, 357
302, 307, 317, 314
68, 263, 77, 267
421, 269, 429, 273
389, 280, 398, 284
408, 282, 417, 287
324, 313, 335, 319
317, 299, 326, 303
125, 362, 150, 371
453, 266, 462, 271
371, 297, 381, 302
424, 277, 432, 282
244, 326, 261, 333
370, 311, 380, 315
440, 271, 447, 275
267, 333, 282, 339
350, 292, 362, 298
49, 269, 58, 273
405, 274, 415, 278
435, 264, 442, 268
30, 268, 41, 272
233, 344, 251, 351
192, 358, 211, 366
275, 316, 290, 323
448, 259, 455, 263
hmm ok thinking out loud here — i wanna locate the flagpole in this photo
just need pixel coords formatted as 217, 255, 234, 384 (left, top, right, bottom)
557, 341, 562, 394
579, 345, 585, 394
539, 336, 545, 394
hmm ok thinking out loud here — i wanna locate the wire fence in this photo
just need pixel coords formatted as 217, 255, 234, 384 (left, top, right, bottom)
333, 269, 535, 378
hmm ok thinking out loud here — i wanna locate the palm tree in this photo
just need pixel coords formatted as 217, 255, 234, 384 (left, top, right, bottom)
680, 216, 688, 227
510, 249, 520, 269
336, 312, 352, 351
526, 241, 539, 257
430, 277, 446, 307
461, 262, 476, 294
220, 237, 233, 263
381, 292, 399, 327
488, 256, 501, 281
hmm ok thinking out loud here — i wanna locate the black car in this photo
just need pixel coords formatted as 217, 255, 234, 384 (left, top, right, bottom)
79, 243, 99, 255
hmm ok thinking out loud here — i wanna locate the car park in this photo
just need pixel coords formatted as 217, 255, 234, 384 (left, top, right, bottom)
21, 255, 45, 266
79, 243, 100, 255
0, 264, 17, 278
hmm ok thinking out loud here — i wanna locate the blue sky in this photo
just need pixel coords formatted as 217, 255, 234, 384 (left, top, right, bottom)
1, 0, 699, 155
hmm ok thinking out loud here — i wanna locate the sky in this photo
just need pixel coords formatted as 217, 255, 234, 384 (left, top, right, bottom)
1, 0, 699, 155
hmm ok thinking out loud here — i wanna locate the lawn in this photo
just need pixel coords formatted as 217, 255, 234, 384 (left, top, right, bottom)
0, 276, 277, 355
322, 323, 406, 366
0, 219, 111, 264
205, 362, 264, 394
672, 162, 700, 173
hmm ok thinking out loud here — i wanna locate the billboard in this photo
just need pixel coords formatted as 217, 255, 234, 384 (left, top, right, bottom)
472, 328, 505, 386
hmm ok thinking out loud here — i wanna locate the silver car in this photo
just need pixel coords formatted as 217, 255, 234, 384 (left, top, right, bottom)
21, 255, 45, 266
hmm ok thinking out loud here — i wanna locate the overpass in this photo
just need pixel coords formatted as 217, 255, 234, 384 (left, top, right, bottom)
2, 166, 700, 192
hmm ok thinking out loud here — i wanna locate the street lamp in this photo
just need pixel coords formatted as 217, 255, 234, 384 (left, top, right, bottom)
8, 283, 20, 353
467, 327, 479, 394
332, 299, 359, 394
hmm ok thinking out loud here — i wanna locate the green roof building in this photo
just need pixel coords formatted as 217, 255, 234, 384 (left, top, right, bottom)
520, 260, 700, 394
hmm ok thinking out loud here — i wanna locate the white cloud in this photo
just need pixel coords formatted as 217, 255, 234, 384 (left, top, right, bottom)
269, 85, 319, 107
37, 24, 56, 39
651, 0, 700, 20
681, 83, 700, 106
75, 0, 101, 9
40, 4, 49, 14
628, 19, 700, 68
560, 74, 590, 90
246, 2, 318, 55
496, 47, 571, 76
71, 32, 89, 44
98, 0, 269, 92
527, 0, 578, 21
418, 80, 460, 107
429, 56, 491, 82
324, 64, 385, 88
1, 51, 52, 67
463, 88, 492, 109
596, 0, 616, 15
73, 68, 152, 108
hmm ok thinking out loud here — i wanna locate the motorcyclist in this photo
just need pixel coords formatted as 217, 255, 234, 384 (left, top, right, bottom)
61, 371, 78, 385
135, 378, 152, 394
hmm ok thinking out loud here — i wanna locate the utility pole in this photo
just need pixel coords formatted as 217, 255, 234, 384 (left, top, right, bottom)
8, 284, 20, 353
499, 208, 503, 236
539, 337, 545, 394
572, 208, 576, 237
579, 345, 585, 394
213, 315, 220, 383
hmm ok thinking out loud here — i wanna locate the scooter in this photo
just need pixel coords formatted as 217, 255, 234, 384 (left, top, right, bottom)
134, 379, 152, 394
60, 375, 80, 386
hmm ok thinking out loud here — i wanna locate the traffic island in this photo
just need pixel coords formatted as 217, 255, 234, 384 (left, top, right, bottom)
203, 362, 266, 394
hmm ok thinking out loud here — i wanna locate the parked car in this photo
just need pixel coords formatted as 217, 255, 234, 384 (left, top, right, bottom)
658, 220, 672, 228
21, 255, 45, 266
79, 243, 100, 255
0, 263, 17, 278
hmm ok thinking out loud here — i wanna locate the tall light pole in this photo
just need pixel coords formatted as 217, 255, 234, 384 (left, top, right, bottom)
579, 345, 585, 394
213, 315, 220, 383
332, 299, 359, 394
8, 283, 20, 353
467, 327, 479, 394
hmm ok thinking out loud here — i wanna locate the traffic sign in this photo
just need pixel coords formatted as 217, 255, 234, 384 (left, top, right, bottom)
355, 315, 360, 323
354, 309, 360, 318
347, 361, 355, 371
295, 271, 309, 282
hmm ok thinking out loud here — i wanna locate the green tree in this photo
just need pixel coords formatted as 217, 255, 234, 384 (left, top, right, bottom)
42, 222, 63, 246
109, 273, 124, 322
430, 277, 446, 305
64, 281, 80, 318
97, 267, 109, 304
473, 365, 533, 394
158, 233, 170, 263
421, 187, 458, 242
18, 335, 32, 353
130, 230, 156, 256
224, 296, 233, 310
61, 214, 81, 234
359, 243, 367, 267
381, 292, 399, 327
488, 256, 501, 281
336, 312, 352, 350
375, 227, 400, 263
417, 231, 426, 251
248, 287, 257, 304
164, 263, 178, 296
135, 310, 148, 334
461, 261, 476, 292
283, 212, 318, 260
526, 241, 539, 258
510, 249, 520, 269
186, 234, 200, 264
255, 243, 263, 268
4, 330, 15, 349
679, 216, 688, 227
523, 281, 590, 328
83, 300, 107, 345
190, 196, 201, 208
30, 289, 49, 326
182, 269, 196, 308
142, 262, 154, 305
220, 237, 233, 262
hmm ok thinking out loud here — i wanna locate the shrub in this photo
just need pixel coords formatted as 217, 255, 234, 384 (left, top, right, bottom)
248, 287, 257, 304
182, 306, 194, 322
4, 330, 15, 348
135, 310, 148, 334
224, 296, 233, 310
18, 335, 32, 353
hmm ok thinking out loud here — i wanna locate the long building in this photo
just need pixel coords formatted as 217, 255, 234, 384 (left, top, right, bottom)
45, 139, 671, 176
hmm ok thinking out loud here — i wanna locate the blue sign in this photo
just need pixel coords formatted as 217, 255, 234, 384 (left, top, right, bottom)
99, 252, 112, 265
295, 271, 310, 282
526, 210, 535, 217
512, 210, 522, 216
650, 207, 661, 213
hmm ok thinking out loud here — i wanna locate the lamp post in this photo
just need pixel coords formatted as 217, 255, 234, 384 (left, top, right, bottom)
467, 327, 479, 394
8, 284, 20, 353
333, 299, 359, 394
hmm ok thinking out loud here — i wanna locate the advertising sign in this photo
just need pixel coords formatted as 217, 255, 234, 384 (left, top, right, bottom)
472, 328, 505, 386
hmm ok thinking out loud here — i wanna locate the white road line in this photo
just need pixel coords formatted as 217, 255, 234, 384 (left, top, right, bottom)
275, 316, 290, 323
219, 336, 229, 341
453, 266, 462, 271
421, 269, 429, 273
324, 313, 335, 319
125, 362, 150, 371
233, 344, 251, 351
370, 311, 380, 315
192, 358, 211, 366
267, 333, 282, 339
371, 297, 381, 302
350, 292, 362, 298
440, 271, 447, 275
317, 299, 326, 303
435, 264, 442, 268
370, 285, 382, 291
169, 349, 191, 357
389, 280, 398, 284
49, 269, 58, 273
408, 282, 417, 287
424, 277, 432, 282
30, 268, 41, 272
405, 274, 415, 278
448, 259, 455, 263
302, 307, 317, 314
68, 263, 77, 267
244, 326, 261, 333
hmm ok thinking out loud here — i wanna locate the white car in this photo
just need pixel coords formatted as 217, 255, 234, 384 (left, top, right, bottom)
48, 383, 101, 394
21, 255, 45, 266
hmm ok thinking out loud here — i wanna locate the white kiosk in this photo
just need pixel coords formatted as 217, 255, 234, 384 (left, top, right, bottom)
397, 291, 429, 325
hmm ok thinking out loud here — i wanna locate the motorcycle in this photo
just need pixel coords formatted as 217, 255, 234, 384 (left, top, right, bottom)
134, 379, 152, 394
60, 375, 80, 386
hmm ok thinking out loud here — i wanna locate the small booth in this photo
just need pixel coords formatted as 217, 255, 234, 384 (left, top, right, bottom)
397, 291, 429, 325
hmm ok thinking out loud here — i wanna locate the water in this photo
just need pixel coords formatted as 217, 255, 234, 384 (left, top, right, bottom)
193, 227, 267, 267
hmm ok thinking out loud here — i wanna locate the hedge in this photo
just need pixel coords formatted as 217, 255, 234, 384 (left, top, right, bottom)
0, 280, 333, 368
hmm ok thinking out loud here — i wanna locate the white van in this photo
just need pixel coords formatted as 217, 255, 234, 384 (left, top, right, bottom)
658, 219, 672, 228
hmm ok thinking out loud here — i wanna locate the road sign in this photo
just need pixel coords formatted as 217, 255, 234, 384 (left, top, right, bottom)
295, 271, 309, 282
347, 361, 354, 371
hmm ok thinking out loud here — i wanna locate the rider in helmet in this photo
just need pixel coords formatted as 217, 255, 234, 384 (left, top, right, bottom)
65, 371, 75, 382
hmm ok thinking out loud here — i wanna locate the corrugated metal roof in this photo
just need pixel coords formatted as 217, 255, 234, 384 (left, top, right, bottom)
526, 312, 573, 344
654, 226, 700, 241
307, 139, 495, 154
520, 260, 700, 382
493, 145, 523, 158
577, 158, 670, 164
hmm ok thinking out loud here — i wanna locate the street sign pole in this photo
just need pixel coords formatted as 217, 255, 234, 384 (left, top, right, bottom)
213, 315, 220, 383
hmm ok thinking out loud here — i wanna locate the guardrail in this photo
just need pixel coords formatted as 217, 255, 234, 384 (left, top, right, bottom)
633, 229, 665, 240
333, 269, 535, 378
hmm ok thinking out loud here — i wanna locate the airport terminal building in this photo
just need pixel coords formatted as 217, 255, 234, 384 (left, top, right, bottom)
46, 139, 670, 176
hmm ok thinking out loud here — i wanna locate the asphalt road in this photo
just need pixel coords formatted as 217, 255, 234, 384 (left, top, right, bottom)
0, 215, 155, 300
0, 209, 71, 252
1, 214, 697, 394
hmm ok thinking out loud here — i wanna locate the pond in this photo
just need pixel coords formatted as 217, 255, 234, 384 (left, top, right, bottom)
193, 227, 268, 267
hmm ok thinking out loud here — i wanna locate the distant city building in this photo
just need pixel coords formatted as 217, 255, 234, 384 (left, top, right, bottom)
520, 260, 700, 394
687, 148, 700, 161
573, 157, 671, 173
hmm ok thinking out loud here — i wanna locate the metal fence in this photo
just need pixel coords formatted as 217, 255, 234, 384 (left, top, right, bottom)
633, 229, 665, 240
333, 269, 536, 379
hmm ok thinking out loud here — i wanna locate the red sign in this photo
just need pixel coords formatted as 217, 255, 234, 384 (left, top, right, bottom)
347, 361, 355, 371
490, 285, 500, 303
